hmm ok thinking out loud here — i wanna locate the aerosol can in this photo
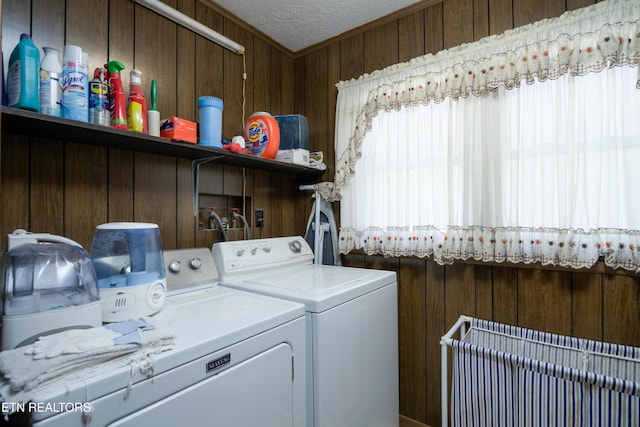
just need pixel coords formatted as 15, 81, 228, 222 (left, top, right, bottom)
89, 67, 110, 126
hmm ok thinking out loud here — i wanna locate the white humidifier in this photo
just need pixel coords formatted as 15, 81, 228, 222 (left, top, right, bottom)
90, 223, 167, 323
1, 229, 102, 350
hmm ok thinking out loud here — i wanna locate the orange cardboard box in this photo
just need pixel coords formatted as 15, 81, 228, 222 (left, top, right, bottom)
160, 117, 197, 144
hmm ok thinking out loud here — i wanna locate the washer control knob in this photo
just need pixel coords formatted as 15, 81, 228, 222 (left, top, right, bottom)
168, 260, 182, 273
189, 257, 202, 270
251, 247, 257, 255
236, 249, 245, 257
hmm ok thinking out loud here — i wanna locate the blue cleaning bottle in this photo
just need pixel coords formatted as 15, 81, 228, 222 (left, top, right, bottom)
7, 33, 40, 111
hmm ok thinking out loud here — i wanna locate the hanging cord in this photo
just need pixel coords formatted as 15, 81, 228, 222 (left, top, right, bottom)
241, 52, 248, 224
242, 167, 246, 224
241, 52, 247, 127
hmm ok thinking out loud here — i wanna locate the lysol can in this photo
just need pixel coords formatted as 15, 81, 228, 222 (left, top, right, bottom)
89, 67, 110, 126
61, 45, 89, 122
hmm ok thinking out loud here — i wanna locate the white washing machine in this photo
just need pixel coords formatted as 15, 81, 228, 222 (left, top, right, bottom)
7, 248, 306, 427
212, 236, 399, 427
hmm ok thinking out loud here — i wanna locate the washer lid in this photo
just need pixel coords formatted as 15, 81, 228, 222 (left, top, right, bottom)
222, 264, 396, 312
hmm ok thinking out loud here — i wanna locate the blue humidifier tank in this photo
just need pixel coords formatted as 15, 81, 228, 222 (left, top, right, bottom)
90, 222, 166, 322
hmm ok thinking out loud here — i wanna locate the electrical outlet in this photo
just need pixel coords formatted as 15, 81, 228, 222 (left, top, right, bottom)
255, 209, 264, 228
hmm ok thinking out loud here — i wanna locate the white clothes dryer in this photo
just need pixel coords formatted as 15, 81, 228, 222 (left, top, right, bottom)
4, 248, 306, 427
212, 236, 399, 427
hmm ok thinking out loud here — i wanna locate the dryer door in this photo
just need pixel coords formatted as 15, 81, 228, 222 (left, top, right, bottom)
110, 343, 294, 427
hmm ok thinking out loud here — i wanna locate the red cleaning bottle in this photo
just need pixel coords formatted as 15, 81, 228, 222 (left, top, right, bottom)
105, 60, 127, 129
127, 69, 147, 133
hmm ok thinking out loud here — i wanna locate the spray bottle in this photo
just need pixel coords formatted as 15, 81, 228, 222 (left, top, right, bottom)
105, 60, 127, 129
127, 69, 147, 133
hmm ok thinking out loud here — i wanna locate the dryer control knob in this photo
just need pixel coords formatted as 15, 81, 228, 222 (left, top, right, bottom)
289, 240, 302, 253
189, 257, 202, 270
168, 260, 182, 273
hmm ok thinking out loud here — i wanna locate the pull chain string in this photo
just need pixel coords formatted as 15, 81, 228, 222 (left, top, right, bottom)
241, 52, 247, 223
241, 52, 247, 127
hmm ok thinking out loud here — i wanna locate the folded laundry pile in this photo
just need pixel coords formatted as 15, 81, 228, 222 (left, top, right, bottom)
0, 318, 175, 406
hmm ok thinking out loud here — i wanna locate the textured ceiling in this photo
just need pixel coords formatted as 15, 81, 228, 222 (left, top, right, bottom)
205, 0, 423, 52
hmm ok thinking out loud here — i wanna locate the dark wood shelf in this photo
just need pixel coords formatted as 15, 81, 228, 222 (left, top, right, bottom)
1, 106, 324, 180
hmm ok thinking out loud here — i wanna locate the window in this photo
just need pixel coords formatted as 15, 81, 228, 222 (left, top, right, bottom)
317, 0, 640, 272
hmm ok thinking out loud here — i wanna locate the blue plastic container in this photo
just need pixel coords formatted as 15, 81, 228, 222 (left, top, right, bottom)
198, 96, 224, 148
275, 114, 309, 150
7, 34, 40, 111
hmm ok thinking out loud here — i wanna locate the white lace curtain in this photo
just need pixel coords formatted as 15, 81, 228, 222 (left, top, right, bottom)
316, 0, 640, 272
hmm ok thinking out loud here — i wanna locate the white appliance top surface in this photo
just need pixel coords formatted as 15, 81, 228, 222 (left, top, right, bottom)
25, 250, 305, 411
160, 285, 305, 354
225, 264, 396, 312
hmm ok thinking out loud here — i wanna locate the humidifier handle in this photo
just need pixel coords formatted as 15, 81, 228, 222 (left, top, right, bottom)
7, 229, 83, 250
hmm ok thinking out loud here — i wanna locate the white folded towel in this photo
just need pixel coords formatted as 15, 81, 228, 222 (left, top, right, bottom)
24, 318, 157, 360
0, 318, 175, 406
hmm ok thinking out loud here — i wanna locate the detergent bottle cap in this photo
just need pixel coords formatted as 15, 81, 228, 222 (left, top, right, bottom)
250, 111, 272, 117
130, 69, 142, 85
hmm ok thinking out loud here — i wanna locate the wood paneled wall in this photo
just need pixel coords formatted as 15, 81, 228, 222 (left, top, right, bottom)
296, 0, 640, 426
0, 0, 312, 253
2, 1, 639, 427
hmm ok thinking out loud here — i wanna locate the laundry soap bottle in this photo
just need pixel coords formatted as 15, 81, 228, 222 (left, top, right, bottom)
127, 69, 147, 133
7, 33, 40, 111
105, 60, 127, 129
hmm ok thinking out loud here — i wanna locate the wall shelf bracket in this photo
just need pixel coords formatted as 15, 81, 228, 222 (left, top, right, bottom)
192, 156, 224, 216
